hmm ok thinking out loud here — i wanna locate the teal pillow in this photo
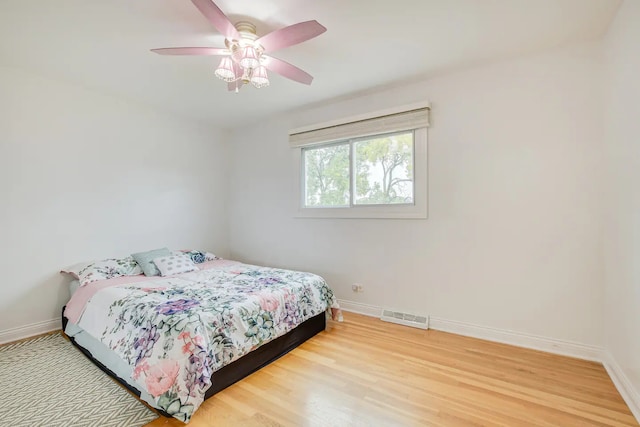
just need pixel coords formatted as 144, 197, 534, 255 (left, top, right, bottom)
131, 248, 172, 276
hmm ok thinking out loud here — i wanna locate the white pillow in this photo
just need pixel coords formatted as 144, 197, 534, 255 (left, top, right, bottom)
153, 254, 198, 277
61, 256, 143, 287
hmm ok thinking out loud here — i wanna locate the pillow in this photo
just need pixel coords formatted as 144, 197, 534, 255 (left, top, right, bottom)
62, 256, 143, 287
177, 250, 220, 264
132, 248, 172, 276
153, 254, 198, 277
61, 261, 92, 279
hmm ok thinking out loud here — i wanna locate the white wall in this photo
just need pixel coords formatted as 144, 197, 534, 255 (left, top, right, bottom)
0, 66, 229, 332
228, 43, 604, 347
603, 0, 640, 411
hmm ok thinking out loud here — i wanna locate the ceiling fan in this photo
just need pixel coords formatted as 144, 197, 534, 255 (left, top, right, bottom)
151, 0, 326, 92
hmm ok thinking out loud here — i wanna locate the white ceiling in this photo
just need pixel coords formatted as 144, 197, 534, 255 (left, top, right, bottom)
0, 0, 620, 129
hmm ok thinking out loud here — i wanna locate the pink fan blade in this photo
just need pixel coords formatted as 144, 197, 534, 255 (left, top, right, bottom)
191, 0, 240, 41
151, 47, 228, 56
228, 80, 244, 92
263, 56, 313, 85
257, 20, 326, 53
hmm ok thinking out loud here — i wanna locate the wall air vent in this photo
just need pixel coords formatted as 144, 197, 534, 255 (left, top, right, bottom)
381, 309, 429, 330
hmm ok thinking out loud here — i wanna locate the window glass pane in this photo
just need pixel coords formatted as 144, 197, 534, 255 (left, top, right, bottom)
353, 132, 414, 205
304, 143, 350, 207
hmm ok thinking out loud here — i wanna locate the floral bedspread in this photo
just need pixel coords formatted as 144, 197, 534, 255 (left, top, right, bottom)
75, 261, 340, 423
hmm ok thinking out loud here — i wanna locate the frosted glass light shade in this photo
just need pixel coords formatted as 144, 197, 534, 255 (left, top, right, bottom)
239, 46, 259, 69
214, 57, 236, 82
250, 66, 270, 88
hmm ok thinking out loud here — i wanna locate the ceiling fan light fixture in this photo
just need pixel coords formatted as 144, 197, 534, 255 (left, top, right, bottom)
151, 0, 326, 92
239, 45, 260, 69
214, 57, 236, 82
250, 65, 270, 88
241, 67, 252, 85
230, 44, 243, 63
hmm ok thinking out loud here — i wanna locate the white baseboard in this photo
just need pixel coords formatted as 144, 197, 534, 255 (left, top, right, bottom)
602, 351, 640, 422
339, 298, 638, 422
337, 299, 382, 318
429, 316, 603, 362
337, 299, 602, 362
0, 319, 60, 345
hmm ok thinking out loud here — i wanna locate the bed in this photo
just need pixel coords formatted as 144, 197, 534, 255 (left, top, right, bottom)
62, 258, 341, 423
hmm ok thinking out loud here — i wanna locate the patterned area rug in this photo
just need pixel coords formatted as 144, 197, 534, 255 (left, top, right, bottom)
0, 332, 158, 427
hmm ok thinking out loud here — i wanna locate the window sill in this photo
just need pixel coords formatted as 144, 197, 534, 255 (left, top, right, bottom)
294, 205, 427, 219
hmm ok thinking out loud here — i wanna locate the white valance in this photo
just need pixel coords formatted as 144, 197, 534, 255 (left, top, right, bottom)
289, 106, 430, 148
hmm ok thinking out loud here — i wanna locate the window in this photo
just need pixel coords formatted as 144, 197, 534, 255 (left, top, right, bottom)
303, 131, 415, 208
303, 142, 350, 207
291, 104, 429, 219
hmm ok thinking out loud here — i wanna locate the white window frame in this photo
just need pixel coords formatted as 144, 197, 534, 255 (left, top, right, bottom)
292, 127, 428, 219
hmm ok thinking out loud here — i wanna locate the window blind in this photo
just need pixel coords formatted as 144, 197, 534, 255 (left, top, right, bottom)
289, 107, 430, 148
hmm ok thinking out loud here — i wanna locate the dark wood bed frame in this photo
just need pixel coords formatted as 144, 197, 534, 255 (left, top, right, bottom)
62, 308, 326, 418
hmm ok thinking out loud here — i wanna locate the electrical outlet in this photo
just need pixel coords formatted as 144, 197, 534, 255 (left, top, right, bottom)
352, 283, 364, 293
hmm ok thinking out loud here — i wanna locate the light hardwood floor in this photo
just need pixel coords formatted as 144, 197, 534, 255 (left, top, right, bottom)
146, 312, 637, 427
